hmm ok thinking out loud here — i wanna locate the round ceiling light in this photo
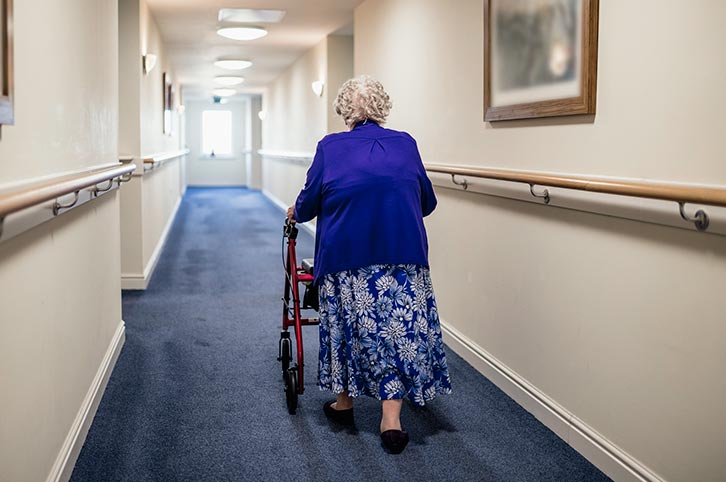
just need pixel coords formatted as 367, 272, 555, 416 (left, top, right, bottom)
212, 88, 236, 97
214, 60, 253, 71
215, 76, 245, 86
217, 27, 267, 41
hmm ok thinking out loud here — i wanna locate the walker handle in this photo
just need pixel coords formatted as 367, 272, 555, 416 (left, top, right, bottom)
284, 218, 299, 238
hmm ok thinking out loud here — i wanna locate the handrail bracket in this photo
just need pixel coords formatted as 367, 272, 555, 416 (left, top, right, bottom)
52, 191, 80, 216
451, 174, 468, 190
91, 179, 114, 197
529, 184, 551, 204
678, 202, 709, 232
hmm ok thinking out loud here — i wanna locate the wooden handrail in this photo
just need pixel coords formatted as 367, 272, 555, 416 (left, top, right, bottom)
258, 149, 314, 164
142, 148, 189, 173
144, 148, 189, 164
0, 164, 135, 218
425, 163, 726, 208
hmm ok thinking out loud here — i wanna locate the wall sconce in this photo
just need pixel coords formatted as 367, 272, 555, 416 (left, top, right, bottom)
257, 111, 266, 121
311, 80, 324, 97
143, 54, 157, 75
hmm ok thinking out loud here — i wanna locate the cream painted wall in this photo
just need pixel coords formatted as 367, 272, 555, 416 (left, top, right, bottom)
119, 0, 185, 287
139, 0, 181, 156
120, 177, 144, 275
326, 36, 354, 134
355, 1, 726, 183
246, 95, 263, 190
0, 1, 122, 481
262, 35, 353, 208
185, 99, 248, 186
0, 4, 118, 182
142, 160, 182, 268
355, 1, 726, 481
262, 158, 310, 209
119, 0, 141, 157
263, 38, 329, 152
120, 162, 183, 286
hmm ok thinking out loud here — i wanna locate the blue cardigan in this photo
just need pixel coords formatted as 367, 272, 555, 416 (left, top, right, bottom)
294, 121, 437, 284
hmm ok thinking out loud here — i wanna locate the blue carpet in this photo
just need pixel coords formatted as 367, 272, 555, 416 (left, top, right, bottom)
71, 187, 611, 482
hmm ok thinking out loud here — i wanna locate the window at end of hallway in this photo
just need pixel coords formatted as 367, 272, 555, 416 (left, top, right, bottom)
202, 110, 233, 158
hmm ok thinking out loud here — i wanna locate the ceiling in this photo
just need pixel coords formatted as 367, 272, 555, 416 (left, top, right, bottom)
146, 0, 363, 100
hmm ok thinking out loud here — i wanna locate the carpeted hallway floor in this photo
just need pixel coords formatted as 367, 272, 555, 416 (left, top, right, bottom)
71, 187, 611, 482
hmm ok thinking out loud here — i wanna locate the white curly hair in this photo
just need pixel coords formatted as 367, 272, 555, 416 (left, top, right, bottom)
333, 75, 392, 129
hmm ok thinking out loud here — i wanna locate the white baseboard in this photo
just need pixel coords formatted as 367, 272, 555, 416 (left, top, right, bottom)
120, 271, 148, 290
440, 320, 665, 482
262, 189, 317, 237
47, 320, 126, 482
121, 195, 182, 290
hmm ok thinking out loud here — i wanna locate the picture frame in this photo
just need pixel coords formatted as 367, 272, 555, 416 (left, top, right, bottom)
484, 0, 599, 122
0, 0, 14, 127
163, 72, 173, 135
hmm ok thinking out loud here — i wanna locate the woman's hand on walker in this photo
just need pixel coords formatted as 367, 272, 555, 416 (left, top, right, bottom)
287, 206, 296, 223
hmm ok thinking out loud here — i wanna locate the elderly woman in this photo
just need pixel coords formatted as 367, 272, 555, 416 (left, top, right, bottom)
287, 75, 451, 454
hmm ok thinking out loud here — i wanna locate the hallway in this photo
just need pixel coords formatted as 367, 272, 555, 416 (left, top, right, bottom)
70, 188, 609, 482
2, 1, 725, 481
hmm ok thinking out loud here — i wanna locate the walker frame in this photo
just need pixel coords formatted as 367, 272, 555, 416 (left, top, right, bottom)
278, 219, 318, 414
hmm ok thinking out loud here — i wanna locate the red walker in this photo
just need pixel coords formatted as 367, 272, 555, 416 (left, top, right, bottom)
278, 219, 319, 414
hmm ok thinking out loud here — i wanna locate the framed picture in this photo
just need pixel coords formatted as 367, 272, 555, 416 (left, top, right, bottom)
163, 72, 174, 135
0, 0, 14, 127
484, 0, 599, 121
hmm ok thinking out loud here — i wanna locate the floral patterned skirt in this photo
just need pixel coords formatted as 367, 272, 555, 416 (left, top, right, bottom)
317, 264, 452, 406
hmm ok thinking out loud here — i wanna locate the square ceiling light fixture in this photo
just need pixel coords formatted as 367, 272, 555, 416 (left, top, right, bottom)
218, 9, 286, 23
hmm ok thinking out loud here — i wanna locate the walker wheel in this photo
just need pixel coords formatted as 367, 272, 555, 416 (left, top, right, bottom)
279, 337, 292, 379
284, 367, 298, 414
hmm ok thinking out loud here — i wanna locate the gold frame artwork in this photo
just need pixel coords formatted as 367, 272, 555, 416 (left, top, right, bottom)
484, 0, 599, 122
0, 0, 14, 127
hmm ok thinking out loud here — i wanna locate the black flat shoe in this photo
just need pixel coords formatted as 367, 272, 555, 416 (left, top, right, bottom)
380, 429, 409, 454
323, 400, 354, 426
